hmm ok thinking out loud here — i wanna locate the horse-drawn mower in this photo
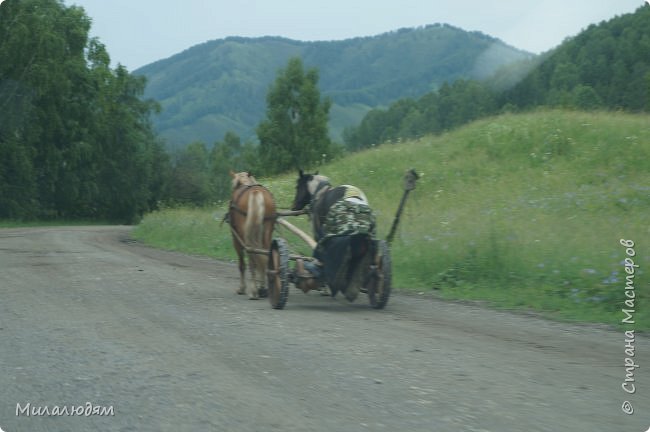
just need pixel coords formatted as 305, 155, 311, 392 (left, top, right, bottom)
227, 169, 419, 310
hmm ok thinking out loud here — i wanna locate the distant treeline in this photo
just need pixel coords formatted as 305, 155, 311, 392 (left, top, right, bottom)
0, 0, 168, 222
3, 1, 650, 219
344, 6, 650, 150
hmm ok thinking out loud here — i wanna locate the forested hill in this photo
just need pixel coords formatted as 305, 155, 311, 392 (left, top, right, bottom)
505, 5, 650, 110
344, 5, 650, 150
134, 25, 532, 148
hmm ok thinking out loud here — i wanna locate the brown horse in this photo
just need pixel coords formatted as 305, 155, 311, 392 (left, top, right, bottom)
228, 171, 276, 299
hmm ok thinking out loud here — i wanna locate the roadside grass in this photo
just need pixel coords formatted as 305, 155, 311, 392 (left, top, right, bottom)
134, 110, 650, 330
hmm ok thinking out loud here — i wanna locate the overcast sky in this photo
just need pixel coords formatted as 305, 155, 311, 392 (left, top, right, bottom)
62, 0, 644, 71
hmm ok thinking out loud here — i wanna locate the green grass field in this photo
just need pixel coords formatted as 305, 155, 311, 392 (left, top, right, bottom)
133, 110, 650, 329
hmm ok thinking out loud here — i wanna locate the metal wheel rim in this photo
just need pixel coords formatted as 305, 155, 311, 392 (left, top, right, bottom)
267, 238, 289, 309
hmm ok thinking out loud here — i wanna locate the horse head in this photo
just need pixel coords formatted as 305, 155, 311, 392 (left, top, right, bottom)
292, 169, 329, 210
230, 170, 257, 190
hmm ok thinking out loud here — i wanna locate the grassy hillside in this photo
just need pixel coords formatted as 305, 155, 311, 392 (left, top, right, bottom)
135, 25, 532, 148
134, 110, 649, 329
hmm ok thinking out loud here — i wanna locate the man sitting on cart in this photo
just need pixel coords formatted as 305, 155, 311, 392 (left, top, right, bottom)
292, 170, 377, 301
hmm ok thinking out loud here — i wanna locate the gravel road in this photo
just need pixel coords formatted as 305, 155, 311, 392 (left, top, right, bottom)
0, 226, 647, 432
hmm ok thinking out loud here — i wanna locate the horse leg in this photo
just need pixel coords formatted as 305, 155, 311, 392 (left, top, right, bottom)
256, 255, 268, 297
247, 253, 260, 300
256, 252, 268, 298
234, 239, 247, 295
244, 191, 266, 300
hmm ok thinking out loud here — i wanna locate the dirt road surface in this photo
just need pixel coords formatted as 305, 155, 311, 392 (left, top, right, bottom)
0, 226, 648, 432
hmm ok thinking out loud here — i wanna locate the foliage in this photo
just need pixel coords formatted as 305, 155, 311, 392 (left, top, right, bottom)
157, 58, 336, 206
344, 79, 498, 150
256, 57, 334, 174
504, 6, 650, 112
134, 110, 650, 329
160, 130, 262, 207
166, 142, 212, 206
135, 26, 532, 147
345, 6, 650, 151
0, 0, 166, 222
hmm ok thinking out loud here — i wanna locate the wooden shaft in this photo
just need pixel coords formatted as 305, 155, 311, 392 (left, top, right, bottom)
386, 189, 411, 244
275, 209, 308, 217
277, 218, 317, 249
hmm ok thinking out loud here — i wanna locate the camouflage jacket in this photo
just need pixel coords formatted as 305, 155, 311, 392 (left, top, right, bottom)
311, 185, 376, 243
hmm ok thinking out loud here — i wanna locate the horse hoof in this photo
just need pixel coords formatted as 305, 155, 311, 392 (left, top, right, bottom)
248, 296, 260, 300
344, 285, 360, 302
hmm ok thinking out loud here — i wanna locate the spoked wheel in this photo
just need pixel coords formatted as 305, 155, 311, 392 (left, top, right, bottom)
365, 240, 392, 309
267, 238, 290, 309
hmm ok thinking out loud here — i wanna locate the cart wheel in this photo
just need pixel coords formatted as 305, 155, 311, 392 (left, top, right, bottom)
267, 238, 290, 309
366, 240, 392, 309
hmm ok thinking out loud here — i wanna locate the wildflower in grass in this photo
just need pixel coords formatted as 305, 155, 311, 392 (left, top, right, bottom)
602, 271, 619, 285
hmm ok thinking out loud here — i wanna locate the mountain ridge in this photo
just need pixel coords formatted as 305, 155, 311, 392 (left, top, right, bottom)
135, 23, 533, 148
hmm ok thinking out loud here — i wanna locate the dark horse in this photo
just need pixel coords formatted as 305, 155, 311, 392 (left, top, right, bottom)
292, 170, 376, 301
229, 171, 276, 299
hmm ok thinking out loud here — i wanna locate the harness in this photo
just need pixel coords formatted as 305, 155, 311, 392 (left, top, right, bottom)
226, 184, 277, 222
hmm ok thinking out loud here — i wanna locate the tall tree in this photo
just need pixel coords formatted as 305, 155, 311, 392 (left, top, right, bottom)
257, 57, 332, 174
167, 142, 212, 206
209, 132, 242, 202
0, 0, 167, 222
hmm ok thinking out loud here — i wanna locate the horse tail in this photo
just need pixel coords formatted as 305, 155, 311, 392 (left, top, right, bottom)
244, 190, 265, 248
